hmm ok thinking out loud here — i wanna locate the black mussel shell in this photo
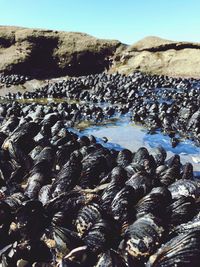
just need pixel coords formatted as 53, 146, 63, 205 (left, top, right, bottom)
95, 249, 126, 267
111, 185, 136, 226
181, 162, 193, 180
51, 157, 82, 197
75, 203, 102, 236
168, 179, 200, 200
135, 187, 172, 219
116, 149, 132, 168
132, 147, 149, 165
152, 146, 167, 166
166, 196, 196, 228
126, 172, 153, 196
53, 226, 83, 254
124, 214, 164, 260
83, 219, 116, 254
147, 229, 200, 267
79, 150, 109, 188
157, 166, 179, 186
172, 211, 200, 235
15, 200, 48, 241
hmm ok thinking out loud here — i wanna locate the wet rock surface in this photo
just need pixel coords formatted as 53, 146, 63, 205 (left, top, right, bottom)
0, 71, 199, 266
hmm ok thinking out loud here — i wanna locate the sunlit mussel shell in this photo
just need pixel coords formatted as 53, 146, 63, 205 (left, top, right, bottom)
181, 162, 193, 180
83, 219, 116, 254
4, 192, 26, 211
75, 202, 102, 236
126, 172, 153, 197
168, 179, 200, 200
132, 147, 150, 164
172, 211, 200, 235
38, 184, 52, 206
157, 166, 180, 186
116, 149, 133, 168
101, 166, 127, 211
79, 150, 108, 189
51, 157, 82, 197
124, 214, 164, 260
111, 185, 136, 227
166, 196, 196, 229
147, 229, 200, 267
152, 146, 167, 166
135, 187, 172, 219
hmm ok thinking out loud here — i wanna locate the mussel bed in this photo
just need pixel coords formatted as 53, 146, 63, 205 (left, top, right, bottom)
0, 71, 200, 266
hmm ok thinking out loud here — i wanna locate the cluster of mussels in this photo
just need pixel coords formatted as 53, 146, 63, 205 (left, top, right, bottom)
6, 71, 200, 145
0, 78, 199, 266
0, 73, 30, 87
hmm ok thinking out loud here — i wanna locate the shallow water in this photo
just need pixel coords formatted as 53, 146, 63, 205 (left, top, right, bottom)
77, 115, 200, 172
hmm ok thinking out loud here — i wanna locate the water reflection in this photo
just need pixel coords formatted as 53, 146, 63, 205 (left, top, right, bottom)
79, 117, 200, 171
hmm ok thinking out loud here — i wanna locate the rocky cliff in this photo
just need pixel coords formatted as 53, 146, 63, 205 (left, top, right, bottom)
112, 36, 200, 78
1, 26, 200, 78
0, 26, 122, 78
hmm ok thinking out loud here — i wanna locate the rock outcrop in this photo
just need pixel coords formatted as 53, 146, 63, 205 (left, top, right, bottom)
112, 36, 200, 77
0, 26, 122, 78
1, 26, 200, 78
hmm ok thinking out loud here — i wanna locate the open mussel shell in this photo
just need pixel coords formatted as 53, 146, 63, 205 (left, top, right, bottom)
124, 214, 164, 260
147, 229, 200, 267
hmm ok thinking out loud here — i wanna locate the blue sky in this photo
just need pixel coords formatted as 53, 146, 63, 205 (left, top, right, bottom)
0, 0, 200, 44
